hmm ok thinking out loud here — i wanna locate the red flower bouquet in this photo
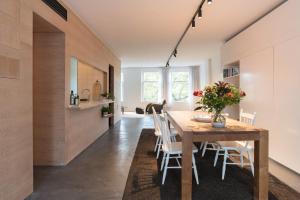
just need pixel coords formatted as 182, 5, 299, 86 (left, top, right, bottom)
193, 81, 246, 127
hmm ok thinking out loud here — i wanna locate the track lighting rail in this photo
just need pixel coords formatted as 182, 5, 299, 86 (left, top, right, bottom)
165, 0, 211, 67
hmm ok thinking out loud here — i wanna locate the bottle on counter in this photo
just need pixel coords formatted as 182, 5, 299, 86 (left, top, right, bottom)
75, 95, 80, 106
70, 90, 75, 105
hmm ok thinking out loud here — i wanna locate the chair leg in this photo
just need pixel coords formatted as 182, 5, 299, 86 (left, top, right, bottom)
175, 158, 181, 167
162, 154, 170, 185
222, 150, 228, 180
192, 154, 199, 185
160, 152, 166, 171
156, 138, 162, 159
171, 135, 176, 142
247, 150, 254, 176
154, 136, 159, 152
202, 142, 208, 157
214, 146, 220, 167
240, 152, 244, 168
199, 142, 204, 150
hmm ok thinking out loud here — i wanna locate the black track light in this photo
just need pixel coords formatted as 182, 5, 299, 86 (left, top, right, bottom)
165, 0, 215, 67
198, 9, 202, 19
192, 18, 196, 28
174, 49, 177, 57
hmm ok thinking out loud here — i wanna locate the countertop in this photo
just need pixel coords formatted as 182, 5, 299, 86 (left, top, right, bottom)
68, 100, 115, 111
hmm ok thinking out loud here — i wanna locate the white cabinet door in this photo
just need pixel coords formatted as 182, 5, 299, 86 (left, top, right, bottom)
240, 47, 275, 146
273, 36, 300, 173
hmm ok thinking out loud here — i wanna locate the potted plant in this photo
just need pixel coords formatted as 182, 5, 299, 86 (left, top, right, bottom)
101, 106, 110, 116
193, 81, 246, 128
101, 92, 115, 100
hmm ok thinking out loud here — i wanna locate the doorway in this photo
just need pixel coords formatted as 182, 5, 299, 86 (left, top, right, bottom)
33, 13, 66, 166
109, 65, 114, 127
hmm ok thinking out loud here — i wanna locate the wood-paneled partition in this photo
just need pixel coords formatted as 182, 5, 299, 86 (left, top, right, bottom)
0, 0, 121, 199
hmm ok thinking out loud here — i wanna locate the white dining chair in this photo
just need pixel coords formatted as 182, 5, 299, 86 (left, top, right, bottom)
159, 113, 199, 185
152, 108, 177, 159
213, 109, 256, 180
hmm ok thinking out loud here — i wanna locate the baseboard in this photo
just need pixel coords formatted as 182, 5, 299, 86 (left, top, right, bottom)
269, 158, 300, 192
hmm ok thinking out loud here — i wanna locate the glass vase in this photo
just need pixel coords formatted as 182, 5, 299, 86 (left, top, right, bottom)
211, 112, 226, 128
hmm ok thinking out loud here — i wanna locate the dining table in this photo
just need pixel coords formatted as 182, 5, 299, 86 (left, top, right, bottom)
166, 111, 269, 200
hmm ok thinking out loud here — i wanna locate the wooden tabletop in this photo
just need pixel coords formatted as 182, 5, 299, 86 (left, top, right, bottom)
167, 111, 265, 141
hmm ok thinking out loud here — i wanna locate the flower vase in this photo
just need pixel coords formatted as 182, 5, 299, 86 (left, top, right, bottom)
211, 112, 226, 128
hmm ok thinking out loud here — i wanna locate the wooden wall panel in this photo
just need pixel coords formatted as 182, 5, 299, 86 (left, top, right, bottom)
67, 109, 109, 163
33, 32, 65, 166
0, 55, 20, 79
0, 11, 20, 49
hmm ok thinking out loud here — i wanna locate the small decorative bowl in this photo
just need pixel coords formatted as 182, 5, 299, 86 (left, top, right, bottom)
193, 115, 211, 123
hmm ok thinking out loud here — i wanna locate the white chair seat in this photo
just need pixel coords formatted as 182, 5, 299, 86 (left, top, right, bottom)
162, 142, 198, 154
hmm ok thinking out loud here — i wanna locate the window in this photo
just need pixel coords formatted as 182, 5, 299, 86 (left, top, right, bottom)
142, 71, 162, 102
120, 72, 124, 102
170, 71, 190, 102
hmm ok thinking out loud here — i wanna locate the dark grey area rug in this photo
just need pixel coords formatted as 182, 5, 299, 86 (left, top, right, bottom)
122, 129, 300, 200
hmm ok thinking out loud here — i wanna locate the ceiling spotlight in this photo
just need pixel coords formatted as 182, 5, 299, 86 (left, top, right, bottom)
207, 0, 212, 5
192, 18, 196, 28
174, 49, 177, 57
198, 9, 202, 19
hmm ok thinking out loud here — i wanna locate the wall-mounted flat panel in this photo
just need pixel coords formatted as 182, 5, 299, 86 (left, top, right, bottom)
0, 0, 20, 19
240, 48, 274, 147
273, 36, 300, 173
0, 55, 20, 79
0, 12, 20, 49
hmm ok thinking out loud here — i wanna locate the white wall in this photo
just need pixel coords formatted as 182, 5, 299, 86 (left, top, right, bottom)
122, 67, 146, 111
122, 66, 202, 111
221, 0, 300, 189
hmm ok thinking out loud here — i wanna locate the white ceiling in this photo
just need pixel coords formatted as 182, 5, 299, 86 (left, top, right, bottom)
62, 0, 284, 67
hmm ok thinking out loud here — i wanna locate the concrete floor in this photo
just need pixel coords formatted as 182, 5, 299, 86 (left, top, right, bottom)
27, 116, 153, 200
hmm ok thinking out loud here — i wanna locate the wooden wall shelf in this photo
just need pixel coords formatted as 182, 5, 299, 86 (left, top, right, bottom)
102, 113, 113, 118
68, 100, 115, 111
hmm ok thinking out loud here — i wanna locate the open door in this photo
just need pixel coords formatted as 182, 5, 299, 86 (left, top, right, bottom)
109, 65, 114, 127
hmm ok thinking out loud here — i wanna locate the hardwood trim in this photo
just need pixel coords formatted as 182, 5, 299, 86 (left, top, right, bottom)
182, 132, 193, 200
254, 130, 269, 200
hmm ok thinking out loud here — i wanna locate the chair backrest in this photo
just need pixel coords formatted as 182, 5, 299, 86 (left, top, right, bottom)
152, 107, 161, 134
153, 107, 172, 148
240, 109, 256, 125
240, 109, 256, 148
160, 113, 172, 147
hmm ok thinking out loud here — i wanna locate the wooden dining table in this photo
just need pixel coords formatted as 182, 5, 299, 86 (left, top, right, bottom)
167, 111, 269, 200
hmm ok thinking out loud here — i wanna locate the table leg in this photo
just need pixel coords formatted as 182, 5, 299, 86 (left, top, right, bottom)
254, 130, 269, 200
182, 133, 193, 200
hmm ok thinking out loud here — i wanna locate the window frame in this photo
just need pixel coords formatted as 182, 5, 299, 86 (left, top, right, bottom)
141, 70, 162, 103
120, 72, 124, 102
168, 70, 192, 103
